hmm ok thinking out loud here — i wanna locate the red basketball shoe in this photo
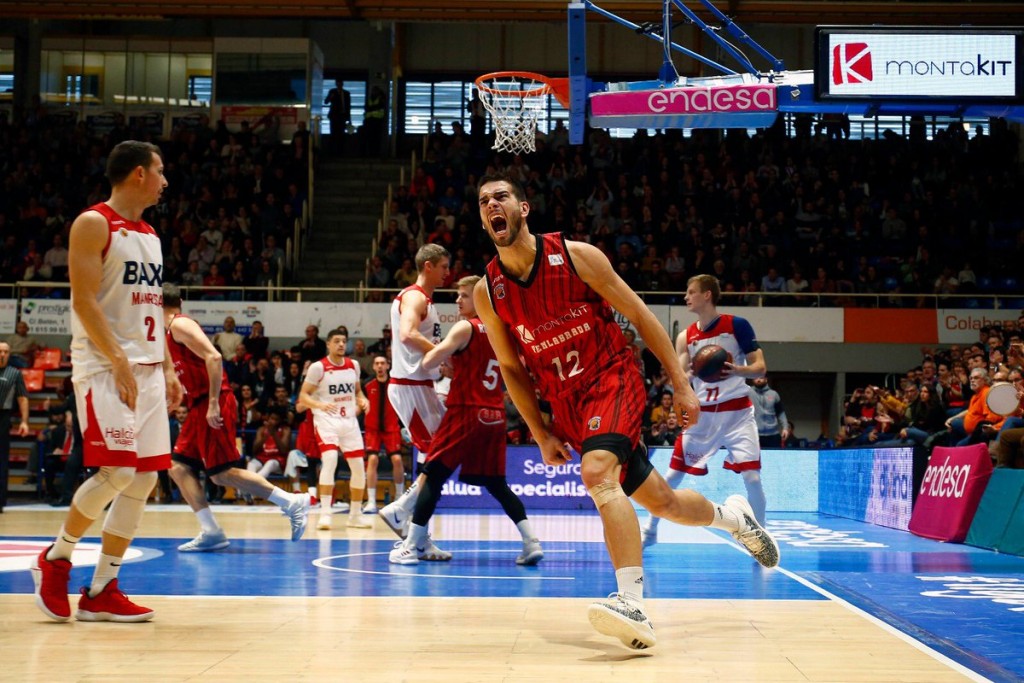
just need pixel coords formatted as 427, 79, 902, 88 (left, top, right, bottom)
31, 545, 72, 622
76, 579, 154, 622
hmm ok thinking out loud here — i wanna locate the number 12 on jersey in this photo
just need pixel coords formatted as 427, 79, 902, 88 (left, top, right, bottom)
552, 350, 584, 382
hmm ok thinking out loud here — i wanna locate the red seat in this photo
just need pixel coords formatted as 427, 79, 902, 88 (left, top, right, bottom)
33, 348, 63, 370
21, 368, 45, 393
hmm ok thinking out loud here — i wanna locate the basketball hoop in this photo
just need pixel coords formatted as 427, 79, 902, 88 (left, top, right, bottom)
475, 71, 569, 154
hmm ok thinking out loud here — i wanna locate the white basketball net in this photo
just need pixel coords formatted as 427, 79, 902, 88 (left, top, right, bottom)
476, 74, 551, 155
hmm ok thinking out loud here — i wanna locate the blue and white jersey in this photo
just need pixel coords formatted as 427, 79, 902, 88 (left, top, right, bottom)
685, 314, 759, 408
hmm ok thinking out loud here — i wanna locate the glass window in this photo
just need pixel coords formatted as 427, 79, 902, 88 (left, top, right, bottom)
188, 75, 212, 104
319, 79, 367, 136
0, 73, 13, 95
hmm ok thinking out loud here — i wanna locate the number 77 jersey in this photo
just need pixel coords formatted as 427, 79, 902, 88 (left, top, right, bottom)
485, 233, 630, 400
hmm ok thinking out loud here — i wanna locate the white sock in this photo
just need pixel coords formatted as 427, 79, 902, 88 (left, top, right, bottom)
394, 481, 405, 497
291, 482, 302, 493
89, 553, 122, 597
48, 525, 81, 562
515, 519, 535, 542
320, 494, 333, 516
366, 487, 376, 506
616, 566, 644, 605
267, 488, 291, 508
408, 522, 428, 548
196, 507, 220, 533
708, 503, 741, 532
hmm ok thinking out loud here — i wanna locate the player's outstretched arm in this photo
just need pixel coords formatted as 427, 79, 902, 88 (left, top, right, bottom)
566, 240, 700, 427
422, 320, 472, 371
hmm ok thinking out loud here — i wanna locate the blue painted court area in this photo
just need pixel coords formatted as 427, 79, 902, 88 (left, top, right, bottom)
3, 512, 1023, 680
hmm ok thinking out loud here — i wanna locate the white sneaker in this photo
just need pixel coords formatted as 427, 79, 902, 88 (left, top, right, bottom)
641, 526, 658, 549
346, 514, 373, 529
377, 500, 409, 539
418, 536, 452, 562
515, 538, 544, 566
333, 501, 351, 513
389, 540, 419, 565
282, 495, 310, 542
587, 593, 656, 650
725, 495, 780, 568
362, 502, 378, 514
177, 529, 230, 552
316, 515, 332, 531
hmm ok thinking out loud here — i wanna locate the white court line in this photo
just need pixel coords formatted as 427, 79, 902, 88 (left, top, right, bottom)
313, 548, 577, 581
716, 536, 992, 683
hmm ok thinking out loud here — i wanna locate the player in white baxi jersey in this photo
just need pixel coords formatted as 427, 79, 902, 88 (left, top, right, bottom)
642, 274, 768, 548
33, 141, 184, 624
299, 328, 371, 530
378, 244, 450, 540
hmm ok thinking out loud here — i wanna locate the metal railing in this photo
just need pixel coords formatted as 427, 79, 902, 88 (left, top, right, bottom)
6, 281, 1022, 308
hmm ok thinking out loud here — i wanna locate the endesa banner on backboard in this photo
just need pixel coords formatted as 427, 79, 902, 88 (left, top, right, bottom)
590, 83, 777, 117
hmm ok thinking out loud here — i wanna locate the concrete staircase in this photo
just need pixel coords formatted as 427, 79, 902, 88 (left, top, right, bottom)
295, 157, 407, 299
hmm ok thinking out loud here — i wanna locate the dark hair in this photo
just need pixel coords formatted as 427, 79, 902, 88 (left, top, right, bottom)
106, 140, 162, 186
327, 328, 347, 342
477, 170, 526, 202
162, 282, 182, 308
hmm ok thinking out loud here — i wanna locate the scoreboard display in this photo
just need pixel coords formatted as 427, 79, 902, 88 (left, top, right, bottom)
816, 26, 1023, 103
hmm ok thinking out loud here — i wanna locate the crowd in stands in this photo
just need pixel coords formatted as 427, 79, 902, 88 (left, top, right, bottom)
371, 115, 1023, 308
837, 317, 1024, 466
0, 108, 311, 299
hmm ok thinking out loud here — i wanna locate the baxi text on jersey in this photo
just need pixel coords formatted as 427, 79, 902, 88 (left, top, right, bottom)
529, 322, 592, 354
103, 426, 135, 446
122, 260, 163, 286
328, 383, 354, 395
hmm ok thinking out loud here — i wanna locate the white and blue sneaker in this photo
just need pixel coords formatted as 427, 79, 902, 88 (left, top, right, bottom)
418, 536, 452, 562
640, 526, 658, 549
283, 495, 310, 541
378, 500, 410, 539
389, 540, 419, 565
178, 529, 230, 552
515, 539, 544, 566
587, 593, 656, 650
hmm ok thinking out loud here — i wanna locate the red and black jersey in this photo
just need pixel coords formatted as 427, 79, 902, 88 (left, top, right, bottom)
363, 376, 401, 433
166, 313, 230, 408
485, 233, 629, 399
447, 317, 503, 410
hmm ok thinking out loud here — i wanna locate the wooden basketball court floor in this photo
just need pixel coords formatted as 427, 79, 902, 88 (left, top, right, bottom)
1, 505, 1021, 682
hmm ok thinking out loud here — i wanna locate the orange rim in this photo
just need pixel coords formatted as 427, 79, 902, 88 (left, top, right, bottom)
475, 71, 571, 109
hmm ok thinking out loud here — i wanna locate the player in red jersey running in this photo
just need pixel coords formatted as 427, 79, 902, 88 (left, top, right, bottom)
642, 274, 768, 548
389, 276, 543, 566
474, 171, 778, 650
362, 355, 406, 513
32, 141, 183, 623
162, 284, 309, 551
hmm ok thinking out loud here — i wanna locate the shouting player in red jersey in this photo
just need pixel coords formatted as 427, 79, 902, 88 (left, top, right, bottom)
474, 171, 779, 651
388, 275, 543, 566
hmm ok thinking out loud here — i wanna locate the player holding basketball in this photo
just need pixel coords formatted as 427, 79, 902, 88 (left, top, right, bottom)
362, 355, 405, 513
377, 244, 449, 545
162, 284, 309, 552
298, 328, 373, 530
32, 141, 183, 623
389, 275, 543, 566
475, 171, 778, 650
641, 274, 768, 548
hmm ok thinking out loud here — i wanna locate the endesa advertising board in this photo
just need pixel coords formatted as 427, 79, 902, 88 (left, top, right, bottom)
909, 444, 993, 543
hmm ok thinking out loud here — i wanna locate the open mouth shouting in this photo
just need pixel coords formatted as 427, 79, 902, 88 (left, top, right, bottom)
490, 213, 509, 239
